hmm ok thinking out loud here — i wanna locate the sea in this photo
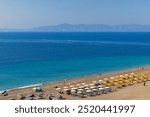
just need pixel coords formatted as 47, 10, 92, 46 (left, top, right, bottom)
0, 32, 150, 90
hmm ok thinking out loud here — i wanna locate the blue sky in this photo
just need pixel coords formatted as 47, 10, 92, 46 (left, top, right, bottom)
0, 0, 150, 28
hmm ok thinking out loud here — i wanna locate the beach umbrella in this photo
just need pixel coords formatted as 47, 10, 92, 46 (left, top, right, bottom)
63, 89, 69, 91
86, 90, 92, 93
139, 77, 143, 80
108, 80, 113, 83
110, 77, 114, 80
135, 77, 139, 81
90, 86, 96, 89
84, 87, 90, 90
84, 85, 89, 87
104, 78, 108, 81
95, 82, 100, 86
125, 74, 129, 77
129, 76, 133, 78
79, 86, 84, 89
102, 81, 107, 85
119, 78, 123, 81
77, 91, 83, 94
97, 85, 102, 88
82, 83, 86, 85
140, 73, 144, 76
105, 87, 110, 89
78, 89, 84, 91
71, 90, 76, 93
32, 87, 37, 91
99, 88, 104, 91
131, 73, 135, 75
124, 80, 129, 83
71, 87, 77, 90
76, 84, 81, 86
63, 87, 68, 89
70, 85, 74, 88
120, 75, 124, 78
56, 88, 61, 91
99, 80, 103, 83
93, 81, 97, 83
90, 84, 95, 86
36, 87, 42, 92
92, 89, 98, 92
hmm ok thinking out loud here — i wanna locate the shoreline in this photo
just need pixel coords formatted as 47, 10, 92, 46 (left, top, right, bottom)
0, 66, 146, 93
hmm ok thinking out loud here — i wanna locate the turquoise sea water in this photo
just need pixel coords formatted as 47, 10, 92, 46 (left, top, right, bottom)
0, 32, 150, 90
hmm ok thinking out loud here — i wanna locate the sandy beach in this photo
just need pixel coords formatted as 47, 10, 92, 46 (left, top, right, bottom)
0, 67, 150, 100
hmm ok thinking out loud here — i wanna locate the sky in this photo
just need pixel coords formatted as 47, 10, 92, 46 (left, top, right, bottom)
0, 0, 150, 29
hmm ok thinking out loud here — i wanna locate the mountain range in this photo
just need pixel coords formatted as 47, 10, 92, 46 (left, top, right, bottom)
1, 24, 150, 32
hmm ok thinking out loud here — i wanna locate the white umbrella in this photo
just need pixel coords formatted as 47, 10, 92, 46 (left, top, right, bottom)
82, 83, 86, 85
93, 81, 97, 83
105, 87, 110, 89
99, 88, 104, 90
110, 77, 114, 80
92, 89, 98, 92
99, 80, 103, 83
56, 88, 61, 91
71, 90, 76, 93
78, 89, 84, 91
120, 75, 124, 78
115, 76, 119, 78
71, 88, 77, 90
77, 91, 82, 94
131, 73, 135, 75
90, 84, 95, 86
79, 86, 84, 89
86, 90, 92, 93
76, 84, 81, 86
97, 85, 102, 88
84, 87, 90, 90
84, 85, 89, 87
90, 86, 96, 89
63, 87, 68, 89
33, 87, 37, 91
70, 85, 74, 88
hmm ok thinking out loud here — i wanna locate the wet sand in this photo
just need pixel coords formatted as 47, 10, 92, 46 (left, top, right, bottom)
0, 67, 150, 100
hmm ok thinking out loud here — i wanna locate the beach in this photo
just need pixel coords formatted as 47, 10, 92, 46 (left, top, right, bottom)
0, 67, 150, 100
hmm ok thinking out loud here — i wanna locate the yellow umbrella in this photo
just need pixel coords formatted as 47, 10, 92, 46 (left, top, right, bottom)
93, 81, 97, 83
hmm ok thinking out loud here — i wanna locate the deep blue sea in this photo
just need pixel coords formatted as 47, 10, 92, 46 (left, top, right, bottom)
1, 32, 150, 90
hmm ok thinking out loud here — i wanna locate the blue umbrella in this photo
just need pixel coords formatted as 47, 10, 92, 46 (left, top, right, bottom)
36, 87, 42, 92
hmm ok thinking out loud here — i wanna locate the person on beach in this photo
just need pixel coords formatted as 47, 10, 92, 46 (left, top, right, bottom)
143, 80, 146, 86
63, 79, 67, 84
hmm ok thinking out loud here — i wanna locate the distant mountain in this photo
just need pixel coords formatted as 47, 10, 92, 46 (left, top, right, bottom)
29, 24, 150, 32
1, 24, 150, 32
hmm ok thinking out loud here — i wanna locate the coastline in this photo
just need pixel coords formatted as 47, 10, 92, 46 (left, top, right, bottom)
1, 66, 150, 100
0, 66, 144, 93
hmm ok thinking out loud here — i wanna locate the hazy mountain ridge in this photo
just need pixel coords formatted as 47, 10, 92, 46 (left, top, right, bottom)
30, 24, 150, 32
1, 24, 150, 32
